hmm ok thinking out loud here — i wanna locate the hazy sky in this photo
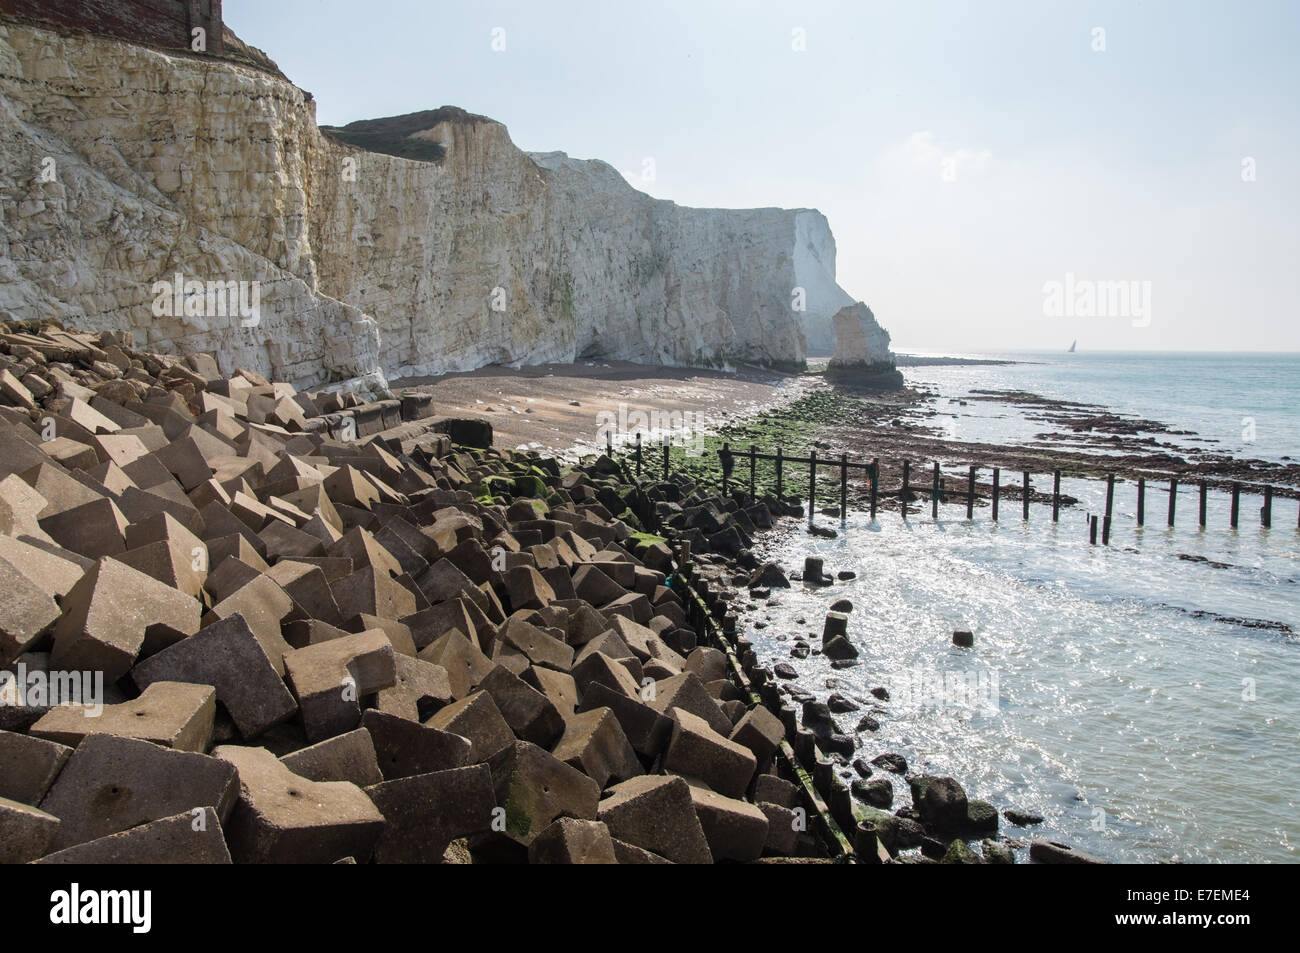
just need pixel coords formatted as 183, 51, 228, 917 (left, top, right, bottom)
226, 0, 1299, 353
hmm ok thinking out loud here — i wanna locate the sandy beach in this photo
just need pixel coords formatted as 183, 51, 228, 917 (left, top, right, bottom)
392, 360, 816, 457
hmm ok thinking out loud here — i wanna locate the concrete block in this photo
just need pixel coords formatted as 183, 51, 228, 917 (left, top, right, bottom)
33, 807, 231, 863
132, 613, 297, 739
361, 709, 472, 781
283, 630, 396, 742
51, 557, 201, 681
663, 708, 757, 799
365, 764, 495, 863
552, 706, 643, 789
31, 681, 214, 752
280, 728, 383, 787
597, 775, 712, 865
214, 744, 384, 863
40, 735, 238, 851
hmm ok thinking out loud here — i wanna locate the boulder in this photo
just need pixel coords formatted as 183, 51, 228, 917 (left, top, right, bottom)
909, 775, 968, 833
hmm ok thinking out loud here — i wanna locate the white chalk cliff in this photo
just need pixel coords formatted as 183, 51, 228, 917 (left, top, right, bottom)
0, 19, 872, 389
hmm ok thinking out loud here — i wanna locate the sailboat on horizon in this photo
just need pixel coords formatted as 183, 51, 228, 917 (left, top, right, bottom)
1068, 339, 1077, 353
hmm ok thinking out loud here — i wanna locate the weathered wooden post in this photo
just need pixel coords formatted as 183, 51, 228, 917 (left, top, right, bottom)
932, 461, 940, 519
1262, 485, 1273, 528
1052, 470, 1061, 522
1090, 515, 1098, 545
967, 465, 976, 520
606, 430, 613, 457
1137, 477, 1145, 527
808, 450, 817, 525
635, 432, 642, 479
749, 445, 757, 499
992, 467, 1000, 521
662, 438, 669, 481
901, 460, 910, 516
775, 448, 784, 499
1199, 480, 1208, 529
870, 458, 879, 519
1168, 478, 1177, 527
1022, 471, 1031, 521
1231, 482, 1240, 528
840, 454, 848, 520
1103, 473, 1114, 543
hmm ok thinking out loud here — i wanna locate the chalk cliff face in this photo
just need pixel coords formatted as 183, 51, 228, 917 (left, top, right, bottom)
0, 19, 866, 388
829, 302, 893, 367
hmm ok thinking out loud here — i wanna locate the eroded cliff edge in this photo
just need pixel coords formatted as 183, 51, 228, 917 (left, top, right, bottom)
0, 18, 870, 389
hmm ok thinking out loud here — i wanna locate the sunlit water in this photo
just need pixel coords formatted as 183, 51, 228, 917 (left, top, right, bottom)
900, 350, 1300, 466
743, 352, 1300, 863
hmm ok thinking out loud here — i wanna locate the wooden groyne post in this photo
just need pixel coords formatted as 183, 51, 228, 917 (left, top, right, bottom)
1262, 486, 1273, 528
932, 462, 941, 519
1052, 469, 1061, 522
1103, 473, 1114, 545
992, 467, 1001, 521
870, 458, 879, 519
1022, 471, 1030, 521
808, 449, 817, 526
901, 460, 910, 517
1137, 477, 1145, 527
749, 445, 757, 499
775, 448, 784, 499
840, 454, 849, 520
1168, 478, 1177, 527
1199, 480, 1208, 529
967, 465, 976, 520
1231, 482, 1240, 528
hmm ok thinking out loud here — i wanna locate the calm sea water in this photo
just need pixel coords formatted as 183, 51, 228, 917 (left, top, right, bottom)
743, 351, 1299, 863
901, 349, 1300, 465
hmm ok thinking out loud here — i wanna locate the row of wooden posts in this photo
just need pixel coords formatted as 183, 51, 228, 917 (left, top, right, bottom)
613, 432, 1295, 542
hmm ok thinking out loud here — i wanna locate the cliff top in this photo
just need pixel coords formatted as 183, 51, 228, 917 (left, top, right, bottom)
320, 107, 498, 163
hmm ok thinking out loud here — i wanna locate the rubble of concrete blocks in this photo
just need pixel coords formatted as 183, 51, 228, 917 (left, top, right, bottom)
0, 322, 813, 864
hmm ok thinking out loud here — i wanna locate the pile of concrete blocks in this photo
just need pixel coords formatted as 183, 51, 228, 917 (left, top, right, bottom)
0, 323, 807, 864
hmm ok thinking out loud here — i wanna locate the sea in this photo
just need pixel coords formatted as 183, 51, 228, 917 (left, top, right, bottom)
744, 351, 1300, 863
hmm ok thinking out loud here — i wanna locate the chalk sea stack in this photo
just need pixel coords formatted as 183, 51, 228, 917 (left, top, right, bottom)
825, 303, 904, 390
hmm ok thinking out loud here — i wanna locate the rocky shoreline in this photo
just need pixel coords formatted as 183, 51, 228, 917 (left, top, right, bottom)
0, 321, 861, 864
0, 321, 1119, 864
